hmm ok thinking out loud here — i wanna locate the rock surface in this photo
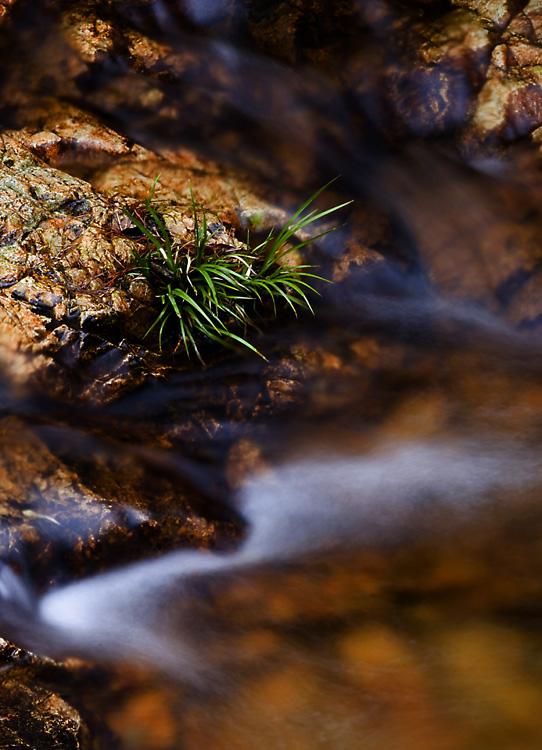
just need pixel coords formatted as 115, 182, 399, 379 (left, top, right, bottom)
2, 1, 542, 749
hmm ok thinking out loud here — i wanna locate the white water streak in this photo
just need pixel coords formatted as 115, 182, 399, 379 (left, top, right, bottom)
36, 437, 542, 676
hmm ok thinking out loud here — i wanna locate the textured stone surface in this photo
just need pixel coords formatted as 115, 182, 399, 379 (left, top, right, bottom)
0, 638, 91, 749
453, 0, 527, 28
2, 1, 542, 749
0, 129, 299, 401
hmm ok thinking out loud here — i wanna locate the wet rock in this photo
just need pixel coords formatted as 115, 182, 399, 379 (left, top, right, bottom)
0, 639, 93, 749
0, 416, 115, 569
453, 0, 526, 28
23, 101, 148, 172
450, 2, 542, 147
0, 677, 89, 749
3, 3, 542, 749
467, 40, 542, 143
0, 129, 288, 400
6, 0, 542, 176
0, 0, 16, 26
0, 130, 145, 398
0, 412, 235, 595
366, 7, 495, 137
92, 155, 284, 236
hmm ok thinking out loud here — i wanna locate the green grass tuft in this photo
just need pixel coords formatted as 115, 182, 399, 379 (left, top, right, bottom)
124, 177, 350, 362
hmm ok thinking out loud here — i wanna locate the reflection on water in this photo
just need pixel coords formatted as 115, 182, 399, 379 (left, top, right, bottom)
1, 0, 542, 748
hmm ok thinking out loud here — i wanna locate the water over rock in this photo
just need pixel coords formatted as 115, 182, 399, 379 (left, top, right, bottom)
2, 1, 542, 749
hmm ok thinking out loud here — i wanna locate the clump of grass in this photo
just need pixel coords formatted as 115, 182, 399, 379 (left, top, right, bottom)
125, 177, 350, 362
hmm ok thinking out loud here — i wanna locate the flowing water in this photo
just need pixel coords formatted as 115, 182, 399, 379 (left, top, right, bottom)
2, 1, 542, 748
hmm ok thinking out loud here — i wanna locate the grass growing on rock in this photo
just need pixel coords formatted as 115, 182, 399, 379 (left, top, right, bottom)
125, 178, 350, 361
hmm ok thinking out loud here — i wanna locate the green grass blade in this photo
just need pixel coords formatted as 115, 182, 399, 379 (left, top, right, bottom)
148, 173, 161, 202
127, 177, 345, 361
195, 267, 220, 307
177, 314, 192, 359
144, 302, 171, 343
124, 210, 164, 257
169, 287, 223, 330
203, 327, 267, 360
146, 203, 174, 269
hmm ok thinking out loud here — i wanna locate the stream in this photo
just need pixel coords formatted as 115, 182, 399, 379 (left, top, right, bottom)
1, 1, 542, 749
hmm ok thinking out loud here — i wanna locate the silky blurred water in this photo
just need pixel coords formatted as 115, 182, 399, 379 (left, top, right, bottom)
1, 1, 542, 748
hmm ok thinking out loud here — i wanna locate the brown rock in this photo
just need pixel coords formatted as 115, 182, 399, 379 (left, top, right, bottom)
0, 675, 90, 749
382, 8, 494, 136
452, 0, 526, 28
